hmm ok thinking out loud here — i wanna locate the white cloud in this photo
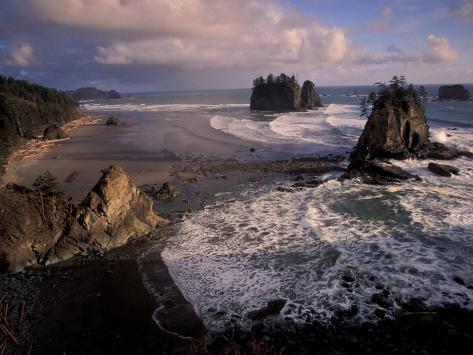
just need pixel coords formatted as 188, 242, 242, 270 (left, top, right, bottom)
3, 43, 33, 67
24, 0, 350, 71
423, 34, 458, 63
352, 35, 458, 65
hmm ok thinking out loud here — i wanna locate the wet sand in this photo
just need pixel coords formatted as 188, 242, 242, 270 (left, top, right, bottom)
3, 116, 177, 202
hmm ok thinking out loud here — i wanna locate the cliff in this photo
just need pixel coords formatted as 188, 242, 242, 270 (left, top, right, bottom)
438, 85, 470, 100
0, 165, 168, 273
0, 75, 79, 172
66, 87, 122, 101
250, 79, 301, 111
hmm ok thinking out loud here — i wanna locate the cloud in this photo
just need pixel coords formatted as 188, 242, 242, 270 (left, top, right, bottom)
423, 34, 458, 63
2, 43, 33, 67
450, 0, 473, 22
13, 0, 350, 71
352, 35, 458, 65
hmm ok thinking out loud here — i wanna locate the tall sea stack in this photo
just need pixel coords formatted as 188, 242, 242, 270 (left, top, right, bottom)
300, 80, 322, 109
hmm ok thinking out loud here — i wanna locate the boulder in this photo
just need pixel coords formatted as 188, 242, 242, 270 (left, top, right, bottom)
0, 165, 168, 272
300, 80, 322, 109
250, 81, 301, 111
52, 166, 168, 262
246, 299, 287, 320
353, 101, 429, 160
438, 85, 470, 101
417, 142, 461, 160
427, 162, 459, 177
153, 182, 179, 200
106, 116, 124, 126
43, 124, 68, 140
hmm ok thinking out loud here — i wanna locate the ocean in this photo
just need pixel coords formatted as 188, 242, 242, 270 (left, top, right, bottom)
83, 84, 473, 331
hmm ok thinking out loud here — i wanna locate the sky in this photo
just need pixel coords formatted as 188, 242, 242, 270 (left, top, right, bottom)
0, 0, 472, 92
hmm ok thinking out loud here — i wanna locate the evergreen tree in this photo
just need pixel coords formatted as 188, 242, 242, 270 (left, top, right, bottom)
266, 74, 274, 84
32, 170, 63, 197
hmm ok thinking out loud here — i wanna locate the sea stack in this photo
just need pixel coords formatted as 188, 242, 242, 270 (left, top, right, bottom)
438, 85, 470, 100
344, 76, 461, 183
250, 74, 301, 111
300, 80, 322, 109
352, 100, 429, 160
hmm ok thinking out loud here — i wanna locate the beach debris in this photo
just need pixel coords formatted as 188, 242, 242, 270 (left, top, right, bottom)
65, 170, 81, 183
0, 293, 26, 353
6, 116, 99, 164
106, 116, 125, 126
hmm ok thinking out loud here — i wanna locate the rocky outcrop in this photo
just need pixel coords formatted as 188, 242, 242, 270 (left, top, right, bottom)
43, 124, 68, 140
0, 184, 67, 273
343, 159, 421, 184
428, 162, 459, 177
354, 101, 429, 160
250, 81, 301, 111
0, 165, 168, 273
438, 85, 470, 101
417, 142, 461, 160
106, 116, 124, 126
300, 80, 322, 109
153, 182, 179, 200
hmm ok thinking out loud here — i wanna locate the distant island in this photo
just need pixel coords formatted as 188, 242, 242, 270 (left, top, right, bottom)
438, 84, 470, 101
65, 87, 122, 101
250, 73, 322, 111
0, 75, 79, 172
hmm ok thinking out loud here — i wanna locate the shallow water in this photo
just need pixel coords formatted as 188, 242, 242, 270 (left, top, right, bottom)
84, 86, 473, 331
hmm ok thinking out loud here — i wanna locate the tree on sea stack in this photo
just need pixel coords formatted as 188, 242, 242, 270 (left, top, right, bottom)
345, 75, 461, 182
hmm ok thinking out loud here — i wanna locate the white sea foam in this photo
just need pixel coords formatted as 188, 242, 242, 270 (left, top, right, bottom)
160, 163, 473, 331
209, 104, 363, 156
140, 101, 473, 331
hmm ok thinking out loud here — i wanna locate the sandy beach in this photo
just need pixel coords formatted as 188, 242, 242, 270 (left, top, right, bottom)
3, 115, 177, 202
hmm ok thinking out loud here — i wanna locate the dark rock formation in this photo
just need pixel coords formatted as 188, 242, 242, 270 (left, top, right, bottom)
300, 80, 322, 109
428, 162, 459, 177
250, 80, 301, 111
0, 75, 79, 171
66, 87, 122, 101
153, 182, 179, 200
418, 142, 461, 160
106, 116, 124, 126
438, 85, 470, 101
0, 165, 168, 273
246, 299, 287, 320
43, 124, 68, 140
343, 160, 421, 184
354, 101, 429, 160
